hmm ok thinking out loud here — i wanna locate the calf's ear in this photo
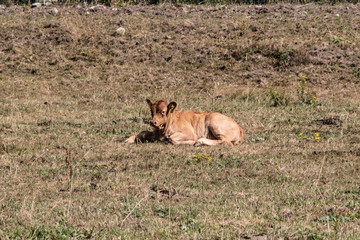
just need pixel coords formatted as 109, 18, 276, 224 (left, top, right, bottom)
146, 99, 154, 106
167, 102, 177, 115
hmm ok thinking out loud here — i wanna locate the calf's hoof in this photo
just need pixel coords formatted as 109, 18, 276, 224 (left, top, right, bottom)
194, 140, 204, 146
124, 136, 136, 144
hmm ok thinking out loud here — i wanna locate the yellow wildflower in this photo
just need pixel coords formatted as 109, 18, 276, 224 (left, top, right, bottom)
314, 132, 320, 141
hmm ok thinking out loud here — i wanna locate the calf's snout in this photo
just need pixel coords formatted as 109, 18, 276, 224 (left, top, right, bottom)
150, 120, 158, 127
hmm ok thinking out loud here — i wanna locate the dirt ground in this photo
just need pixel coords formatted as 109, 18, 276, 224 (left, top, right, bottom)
1, 4, 360, 91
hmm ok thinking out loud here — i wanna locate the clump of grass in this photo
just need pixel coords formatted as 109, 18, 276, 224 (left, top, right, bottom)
269, 88, 288, 107
298, 132, 321, 142
297, 75, 308, 103
269, 76, 321, 107
191, 152, 212, 163
297, 75, 320, 106
240, 17, 247, 34
351, 64, 360, 80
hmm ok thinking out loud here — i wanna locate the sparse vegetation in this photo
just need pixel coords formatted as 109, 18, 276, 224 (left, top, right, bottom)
0, 3, 359, 239
269, 88, 287, 107
296, 75, 320, 105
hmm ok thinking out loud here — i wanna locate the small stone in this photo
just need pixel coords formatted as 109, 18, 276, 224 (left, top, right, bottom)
116, 27, 126, 36
0, 5, 5, 15
31, 3, 42, 8
49, 7, 58, 15
87, 5, 106, 12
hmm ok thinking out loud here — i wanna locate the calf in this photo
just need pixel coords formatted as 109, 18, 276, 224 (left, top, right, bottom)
125, 99, 244, 146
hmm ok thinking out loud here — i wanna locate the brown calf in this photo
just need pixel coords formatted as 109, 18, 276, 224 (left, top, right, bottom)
125, 99, 244, 146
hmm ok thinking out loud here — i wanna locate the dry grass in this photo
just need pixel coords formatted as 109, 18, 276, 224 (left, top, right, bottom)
0, 3, 359, 239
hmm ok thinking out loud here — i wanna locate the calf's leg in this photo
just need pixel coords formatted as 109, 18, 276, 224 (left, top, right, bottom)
168, 132, 197, 145
205, 113, 244, 145
195, 138, 233, 146
125, 130, 156, 144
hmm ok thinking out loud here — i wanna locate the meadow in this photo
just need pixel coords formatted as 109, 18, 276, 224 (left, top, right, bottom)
0, 3, 359, 239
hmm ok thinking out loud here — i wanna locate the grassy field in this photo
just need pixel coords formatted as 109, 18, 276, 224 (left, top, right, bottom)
0, 3, 360, 239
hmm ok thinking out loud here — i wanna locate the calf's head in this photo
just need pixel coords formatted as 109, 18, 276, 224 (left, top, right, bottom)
146, 99, 177, 129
